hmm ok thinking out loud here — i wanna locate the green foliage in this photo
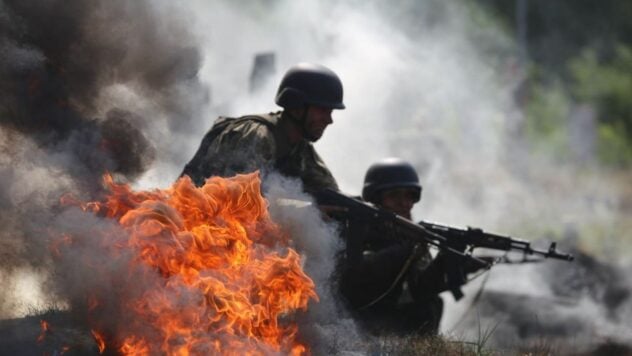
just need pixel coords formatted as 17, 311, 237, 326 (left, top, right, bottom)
476, 0, 632, 73
596, 121, 632, 167
569, 45, 632, 167
523, 44, 632, 168
475, 0, 632, 168
524, 79, 571, 161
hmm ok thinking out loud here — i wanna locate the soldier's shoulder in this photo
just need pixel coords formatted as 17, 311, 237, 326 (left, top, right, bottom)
238, 111, 283, 126
216, 111, 281, 129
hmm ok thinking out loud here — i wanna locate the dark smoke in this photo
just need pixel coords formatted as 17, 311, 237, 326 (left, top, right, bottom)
1, 0, 207, 185
0, 0, 208, 317
457, 252, 632, 351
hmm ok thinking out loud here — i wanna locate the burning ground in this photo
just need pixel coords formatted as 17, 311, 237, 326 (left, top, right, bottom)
52, 172, 317, 354
0, 172, 348, 355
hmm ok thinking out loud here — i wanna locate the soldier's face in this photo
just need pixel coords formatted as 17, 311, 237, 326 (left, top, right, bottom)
303, 106, 333, 142
379, 188, 417, 219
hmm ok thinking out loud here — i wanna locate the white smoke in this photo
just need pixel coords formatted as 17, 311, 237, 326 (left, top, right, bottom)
263, 173, 363, 353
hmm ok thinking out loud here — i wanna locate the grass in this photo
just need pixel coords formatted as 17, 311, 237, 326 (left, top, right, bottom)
23, 300, 69, 318
6, 306, 631, 355
327, 313, 588, 356
350, 332, 570, 356
331, 317, 503, 356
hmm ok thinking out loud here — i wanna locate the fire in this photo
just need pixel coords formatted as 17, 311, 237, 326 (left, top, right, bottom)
37, 319, 50, 343
91, 329, 106, 354
56, 172, 318, 355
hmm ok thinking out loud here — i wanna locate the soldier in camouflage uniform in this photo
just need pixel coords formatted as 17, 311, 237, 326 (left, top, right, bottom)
339, 158, 448, 336
181, 63, 344, 193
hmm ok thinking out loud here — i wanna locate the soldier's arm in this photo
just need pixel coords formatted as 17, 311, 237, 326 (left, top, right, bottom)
298, 144, 339, 193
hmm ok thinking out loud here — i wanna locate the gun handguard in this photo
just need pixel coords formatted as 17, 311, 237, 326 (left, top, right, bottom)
418, 222, 574, 262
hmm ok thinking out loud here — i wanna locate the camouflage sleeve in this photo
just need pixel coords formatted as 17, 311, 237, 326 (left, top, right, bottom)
297, 143, 339, 193
181, 120, 276, 185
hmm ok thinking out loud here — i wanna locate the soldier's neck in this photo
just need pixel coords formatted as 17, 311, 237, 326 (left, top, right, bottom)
280, 110, 305, 145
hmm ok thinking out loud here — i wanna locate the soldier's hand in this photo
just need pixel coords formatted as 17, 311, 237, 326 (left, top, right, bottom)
318, 204, 349, 220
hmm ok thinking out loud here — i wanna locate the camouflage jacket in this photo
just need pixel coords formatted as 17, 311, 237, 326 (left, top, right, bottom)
181, 111, 338, 193
339, 223, 436, 308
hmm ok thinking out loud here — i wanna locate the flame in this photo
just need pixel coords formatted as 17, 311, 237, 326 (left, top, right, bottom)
91, 330, 106, 354
37, 319, 50, 343
57, 172, 317, 355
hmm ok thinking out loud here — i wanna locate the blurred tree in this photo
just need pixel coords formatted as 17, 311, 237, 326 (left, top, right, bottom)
476, 0, 632, 167
569, 45, 632, 167
524, 79, 571, 161
476, 0, 632, 72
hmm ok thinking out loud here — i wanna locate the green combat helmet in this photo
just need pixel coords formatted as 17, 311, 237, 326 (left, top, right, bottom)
362, 158, 422, 204
275, 63, 345, 110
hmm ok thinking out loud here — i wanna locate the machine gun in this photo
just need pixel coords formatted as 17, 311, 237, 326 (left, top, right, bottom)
315, 188, 574, 300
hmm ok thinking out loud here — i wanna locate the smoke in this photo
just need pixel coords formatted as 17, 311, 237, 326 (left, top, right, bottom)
1, 0, 630, 352
264, 173, 363, 353
1, 0, 208, 187
446, 252, 632, 350
0, 0, 208, 317
39, 174, 325, 354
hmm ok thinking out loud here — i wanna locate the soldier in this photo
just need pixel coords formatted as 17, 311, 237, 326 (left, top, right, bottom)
181, 62, 344, 193
339, 158, 473, 336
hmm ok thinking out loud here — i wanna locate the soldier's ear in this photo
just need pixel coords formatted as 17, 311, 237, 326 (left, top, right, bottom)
286, 107, 307, 120
276, 87, 306, 109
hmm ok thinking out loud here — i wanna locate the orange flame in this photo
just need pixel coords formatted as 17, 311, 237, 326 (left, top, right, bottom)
58, 172, 317, 355
37, 319, 50, 343
91, 330, 106, 354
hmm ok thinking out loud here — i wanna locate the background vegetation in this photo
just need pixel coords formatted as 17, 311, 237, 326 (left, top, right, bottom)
479, 0, 632, 168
